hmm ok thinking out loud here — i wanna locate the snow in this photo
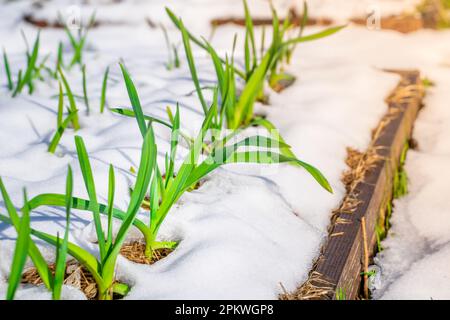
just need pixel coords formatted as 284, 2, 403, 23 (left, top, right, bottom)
0, 0, 442, 300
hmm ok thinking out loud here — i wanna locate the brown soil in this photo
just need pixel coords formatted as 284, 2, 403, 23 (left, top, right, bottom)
351, 0, 447, 33
211, 1, 445, 34
211, 8, 333, 27
351, 15, 424, 34
23, 14, 100, 29
120, 241, 174, 265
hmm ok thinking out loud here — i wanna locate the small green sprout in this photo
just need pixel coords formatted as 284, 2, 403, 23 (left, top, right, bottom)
393, 142, 409, 199
5, 189, 31, 300
82, 64, 90, 114
58, 67, 80, 130
336, 287, 346, 300
63, 12, 96, 68
422, 77, 435, 88
3, 48, 13, 90
166, 0, 344, 95
166, 2, 344, 129
100, 66, 110, 113
161, 24, 180, 70
5, 31, 49, 97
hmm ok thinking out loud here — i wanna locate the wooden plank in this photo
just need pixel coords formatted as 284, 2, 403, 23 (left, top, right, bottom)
294, 70, 424, 300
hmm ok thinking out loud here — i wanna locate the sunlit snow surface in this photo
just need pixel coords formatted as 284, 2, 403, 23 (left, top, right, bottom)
0, 0, 438, 299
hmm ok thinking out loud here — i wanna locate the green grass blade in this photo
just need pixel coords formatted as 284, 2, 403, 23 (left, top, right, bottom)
26, 193, 149, 236
74, 136, 106, 262
3, 48, 13, 90
58, 67, 80, 130
0, 179, 52, 289
299, 1, 308, 37
110, 123, 156, 258
111, 107, 194, 146
52, 166, 73, 300
250, 117, 294, 157
153, 104, 216, 234
184, 135, 289, 188
48, 111, 77, 154
82, 64, 90, 114
233, 53, 271, 128
161, 24, 174, 70
260, 26, 266, 59
228, 151, 332, 192
6, 192, 31, 300
65, 27, 77, 52
282, 25, 346, 47
165, 7, 208, 50
244, 30, 251, 77
119, 63, 147, 137
165, 106, 180, 188
16, 32, 40, 95
203, 38, 225, 93
110, 108, 172, 129
57, 81, 64, 127
180, 20, 208, 115
173, 45, 180, 68
106, 164, 115, 249
100, 66, 109, 113
243, 0, 257, 67
12, 69, 23, 97
56, 41, 63, 75
165, 7, 246, 79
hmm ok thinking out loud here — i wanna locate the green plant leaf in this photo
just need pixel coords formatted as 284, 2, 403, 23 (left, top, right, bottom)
48, 111, 77, 154
6, 192, 31, 300
74, 136, 107, 261
0, 179, 52, 289
106, 164, 115, 250
52, 166, 73, 300
26, 193, 150, 238
282, 25, 346, 48
58, 67, 80, 130
119, 63, 147, 137
100, 66, 109, 113
82, 64, 90, 114
3, 48, 13, 90
14, 31, 40, 96
105, 123, 156, 270
180, 20, 208, 115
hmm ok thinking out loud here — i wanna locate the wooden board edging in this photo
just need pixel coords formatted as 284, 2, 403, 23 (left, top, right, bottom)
284, 70, 424, 300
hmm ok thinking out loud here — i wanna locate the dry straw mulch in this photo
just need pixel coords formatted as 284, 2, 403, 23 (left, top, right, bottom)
21, 242, 174, 299
120, 241, 173, 265
22, 260, 99, 299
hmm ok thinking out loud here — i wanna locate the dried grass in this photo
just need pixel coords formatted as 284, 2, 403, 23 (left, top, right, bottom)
22, 260, 98, 299
279, 272, 335, 300
21, 241, 173, 299
120, 241, 173, 265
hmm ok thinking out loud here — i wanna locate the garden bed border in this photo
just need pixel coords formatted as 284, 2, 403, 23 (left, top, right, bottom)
285, 69, 424, 300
